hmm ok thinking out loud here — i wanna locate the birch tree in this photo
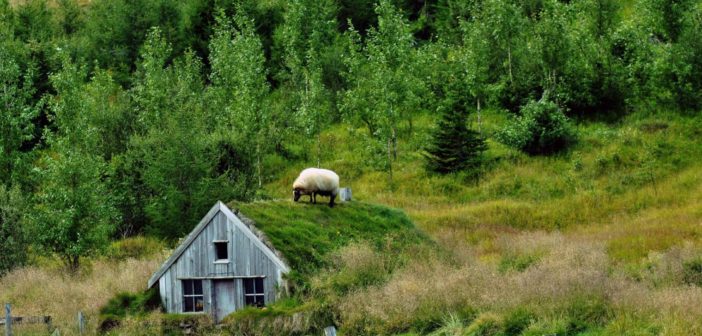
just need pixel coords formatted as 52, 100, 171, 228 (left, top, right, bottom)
341, 0, 423, 184
209, 10, 270, 187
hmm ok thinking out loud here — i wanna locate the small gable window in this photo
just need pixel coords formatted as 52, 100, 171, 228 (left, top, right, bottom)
214, 241, 228, 261
243, 278, 265, 307
182, 279, 204, 312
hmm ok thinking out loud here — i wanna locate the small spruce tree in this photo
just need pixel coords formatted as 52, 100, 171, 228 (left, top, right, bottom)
424, 97, 487, 174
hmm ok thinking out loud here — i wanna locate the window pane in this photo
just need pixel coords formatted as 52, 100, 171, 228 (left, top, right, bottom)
255, 278, 264, 294
183, 280, 193, 295
184, 297, 193, 312
193, 280, 203, 295
254, 295, 264, 307
244, 279, 253, 294
195, 297, 204, 312
245, 296, 255, 306
215, 242, 228, 260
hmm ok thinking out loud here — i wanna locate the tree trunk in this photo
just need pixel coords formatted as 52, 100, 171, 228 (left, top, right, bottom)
316, 132, 321, 168
387, 137, 393, 186
477, 97, 482, 135
66, 255, 80, 274
362, 117, 375, 137
508, 45, 514, 85
391, 126, 397, 161
256, 142, 262, 188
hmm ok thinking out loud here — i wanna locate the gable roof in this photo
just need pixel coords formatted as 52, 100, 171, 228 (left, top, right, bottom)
147, 201, 290, 288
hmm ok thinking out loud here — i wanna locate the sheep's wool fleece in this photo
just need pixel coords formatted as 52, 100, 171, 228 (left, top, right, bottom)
293, 168, 339, 195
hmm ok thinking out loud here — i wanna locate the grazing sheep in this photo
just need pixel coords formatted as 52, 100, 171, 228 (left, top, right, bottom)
293, 168, 340, 207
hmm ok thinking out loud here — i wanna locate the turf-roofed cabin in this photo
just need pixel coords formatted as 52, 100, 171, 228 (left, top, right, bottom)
147, 201, 289, 322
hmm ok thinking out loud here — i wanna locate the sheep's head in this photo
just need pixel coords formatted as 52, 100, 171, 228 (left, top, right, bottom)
293, 189, 301, 202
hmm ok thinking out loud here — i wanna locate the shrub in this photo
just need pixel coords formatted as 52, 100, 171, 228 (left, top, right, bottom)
503, 308, 535, 335
565, 295, 612, 333
223, 299, 331, 336
98, 287, 163, 332
683, 258, 702, 286
498, 254, 541, 273
464, 313, 503, 336
498, 99, 576, 155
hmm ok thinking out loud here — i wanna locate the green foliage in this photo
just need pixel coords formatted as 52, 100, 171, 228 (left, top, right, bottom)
341, 0, 426, 182
498, 99, 576, 155
565, 295, 613, 333
682, 258, 702, 286
424, 95, 487, 174
127, 27, 256, 239
98, 287, 162, 332
208, 10, 271, 188
223, 298, 332, 335
0, 184, 27, 275
0, 35, 38, 185
498, 253, 540, 273
28, 53, 118, 272
503, 308, 535, 336
30, 144, 117, 272
464, 313, 502, 336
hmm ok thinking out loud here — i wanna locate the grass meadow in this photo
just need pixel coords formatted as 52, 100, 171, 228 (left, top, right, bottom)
262, 110, 702, 335
1, 111, 702, 335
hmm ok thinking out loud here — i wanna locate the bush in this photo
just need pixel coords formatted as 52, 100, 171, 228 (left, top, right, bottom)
498, 99, 576, 155
503, 308, 535, 335
223, 299, 331, 336
464, 313, 502, 336
683, 258, 702, 286
98, 287, 163, 332
565, 295, 612, 333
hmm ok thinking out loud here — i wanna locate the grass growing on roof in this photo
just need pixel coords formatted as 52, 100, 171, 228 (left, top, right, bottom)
229, 200, 430, 276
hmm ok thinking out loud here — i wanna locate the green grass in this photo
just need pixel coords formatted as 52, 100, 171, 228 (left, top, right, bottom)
253, 110, 702, 335
230, 200, 430, 277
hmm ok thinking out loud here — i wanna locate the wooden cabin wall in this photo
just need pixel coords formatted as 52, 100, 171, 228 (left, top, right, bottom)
158, 211, 285, 314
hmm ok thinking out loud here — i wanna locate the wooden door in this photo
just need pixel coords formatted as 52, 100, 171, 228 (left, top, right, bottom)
213, 280, 236, 322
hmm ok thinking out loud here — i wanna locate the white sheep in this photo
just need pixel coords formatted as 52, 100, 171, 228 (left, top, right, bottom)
292, 168, 340, 207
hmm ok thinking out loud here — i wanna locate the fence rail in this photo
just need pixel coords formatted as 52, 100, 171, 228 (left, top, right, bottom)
3, 303, 55, 336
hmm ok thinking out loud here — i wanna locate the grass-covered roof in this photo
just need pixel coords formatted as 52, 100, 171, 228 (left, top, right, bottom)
228, 200, 429, 277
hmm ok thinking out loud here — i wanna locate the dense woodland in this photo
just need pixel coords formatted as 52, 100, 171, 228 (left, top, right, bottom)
1, 0, 701, 274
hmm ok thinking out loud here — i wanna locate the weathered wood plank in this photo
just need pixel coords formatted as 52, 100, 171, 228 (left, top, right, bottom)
151, 202, 289, 316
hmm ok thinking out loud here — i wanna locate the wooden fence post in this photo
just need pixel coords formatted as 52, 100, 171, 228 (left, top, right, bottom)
46, 316, 53, 334
4, 303, 11, 336
77, 311, 84, 335
324, 326, 337, 336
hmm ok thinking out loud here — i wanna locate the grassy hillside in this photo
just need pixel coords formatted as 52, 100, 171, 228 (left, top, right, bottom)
258, 111, 702, 335
2, 111, 701, 336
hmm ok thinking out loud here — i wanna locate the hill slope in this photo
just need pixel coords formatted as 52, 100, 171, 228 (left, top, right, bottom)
256, 111, 702, 335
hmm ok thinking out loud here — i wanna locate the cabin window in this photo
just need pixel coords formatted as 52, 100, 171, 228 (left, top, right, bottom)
243, 278, 265, 307
214, 241, 228, 261
182, 279, 204, 312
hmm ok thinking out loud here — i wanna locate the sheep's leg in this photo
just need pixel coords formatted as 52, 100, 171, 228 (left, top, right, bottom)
329, 194, 336, 208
